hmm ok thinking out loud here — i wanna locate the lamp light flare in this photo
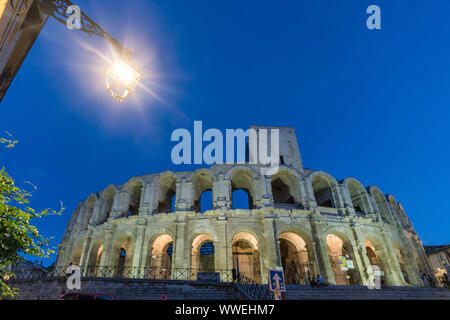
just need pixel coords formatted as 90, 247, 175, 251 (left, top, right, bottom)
105, 59, 143, 102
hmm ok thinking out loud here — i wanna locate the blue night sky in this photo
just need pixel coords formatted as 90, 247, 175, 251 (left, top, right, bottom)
1, 0, 450, 265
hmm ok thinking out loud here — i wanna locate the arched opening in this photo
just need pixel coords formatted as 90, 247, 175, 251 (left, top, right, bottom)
193, 172, 214, 213
126, 181, 143, 217
365, 239, 387, 287
347, 180, 367, 215
85, 242, 104, 276
270, 170, 301, 208
232, 232, 261, 283
312, 175, 336, 208
148, 235, 173, 279
113, 236, 134, 278
373, 189, 392, 224
71, 245, 83, 266
326, 234, 361, 285
191, 234, 215, 278
98, 188, 114, 224
231, 169, 255, 209
279, 232, 313, 284
232, 189, 251, 209
157, 175, 177, 213
117, 248, 127, 277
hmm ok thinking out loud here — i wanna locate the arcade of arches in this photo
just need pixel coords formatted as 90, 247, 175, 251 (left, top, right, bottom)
58, 129, 432, 287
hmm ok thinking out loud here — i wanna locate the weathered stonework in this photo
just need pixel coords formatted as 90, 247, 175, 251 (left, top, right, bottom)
56, 126, 433, 287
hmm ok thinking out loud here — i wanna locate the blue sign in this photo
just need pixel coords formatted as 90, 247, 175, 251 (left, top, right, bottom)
269, 269, 286, 292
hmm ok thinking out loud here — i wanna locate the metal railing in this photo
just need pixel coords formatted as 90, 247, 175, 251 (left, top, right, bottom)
235, 273, 273, 300
7, 266, 233, 283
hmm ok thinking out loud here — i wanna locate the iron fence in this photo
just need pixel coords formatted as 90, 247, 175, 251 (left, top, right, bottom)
236, 273, 274, 300
7, 265, 234, 282
7, 266, 275, 300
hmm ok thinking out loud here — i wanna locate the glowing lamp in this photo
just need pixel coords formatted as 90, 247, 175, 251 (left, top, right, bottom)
105, 59, 143, 102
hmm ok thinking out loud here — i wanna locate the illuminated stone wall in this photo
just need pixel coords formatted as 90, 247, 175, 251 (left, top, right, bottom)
56, 126, 432, 287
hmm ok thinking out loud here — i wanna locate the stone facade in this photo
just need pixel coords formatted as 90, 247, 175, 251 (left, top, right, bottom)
55, 126, 433, 287
424, 245, 450, 285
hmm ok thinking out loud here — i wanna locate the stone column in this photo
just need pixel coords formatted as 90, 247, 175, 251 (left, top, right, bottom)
172, 219, 187, 279
90, 199, 102, 226
259, 175, 273, 207
99, 227, 116, 277
298, 180, 308, 206
213, 173, 231, 210
110, 190, 126, 218
139, 182, 152, 215
79, 233, 92, 268
349, 227, 370, 286
261, 215, 281, 283
177, 177, 193, 211
214, 220, 229, 281
381, 233, 406, 286
131, 218, 147, 278
309, 214, 335, 284
304, 180, 317, 207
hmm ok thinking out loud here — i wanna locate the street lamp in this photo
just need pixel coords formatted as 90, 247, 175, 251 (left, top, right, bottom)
105, 59, 143, 102
38, 0, 143, 102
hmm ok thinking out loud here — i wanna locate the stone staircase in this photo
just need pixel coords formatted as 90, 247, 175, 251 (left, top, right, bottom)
9, 277, 450, 300
9, 278, 241, 300
283, 284, 450, 300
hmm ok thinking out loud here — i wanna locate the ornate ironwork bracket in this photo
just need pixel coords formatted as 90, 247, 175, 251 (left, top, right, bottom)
37, 0, 132, 57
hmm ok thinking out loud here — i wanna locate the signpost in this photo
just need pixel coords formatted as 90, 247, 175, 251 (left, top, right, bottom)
269, 269, 286, 300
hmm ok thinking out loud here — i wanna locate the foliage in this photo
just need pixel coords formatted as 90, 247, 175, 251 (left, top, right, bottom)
0, 132, 63, 298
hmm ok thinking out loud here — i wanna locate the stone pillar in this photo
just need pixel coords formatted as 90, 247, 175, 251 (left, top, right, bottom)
131, 219, 147, 278
309, 215, 335, 284
349, 227, 370, 286
298, 180, 308, 206
79, 233, 92, 268
110, 190, 126, 218
177, 177, 193, 211
139, 182, 152, 215
213, 173, 231, 210
381, 233, 406, 286
90, 199, 102, 226
99, 227, 115, 277
261, 215, 281, 283
304, 180, 317, 207
172, 220, 187, 274
215, 220, 229, 281
259, 175, 273, 207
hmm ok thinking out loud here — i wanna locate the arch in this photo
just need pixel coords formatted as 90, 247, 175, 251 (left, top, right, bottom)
278, 232, 313, 284
232, 232, 261, 283
364, 238, 391, 287
344, 178, 369, 215
230, 168, 256, 209
148, 234, 173, 279
190, 234, 215, 277
97, 186, 115, 224
125, 179, 143, 217
310, 172, 339, 208
370, 187, 393, 224
112, 234, 135, 277
86, 240, 104, 276
326, 233, 362, 285
157, 174, 177, 213
270, 168, 302, 206
193, 170, 214, 213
